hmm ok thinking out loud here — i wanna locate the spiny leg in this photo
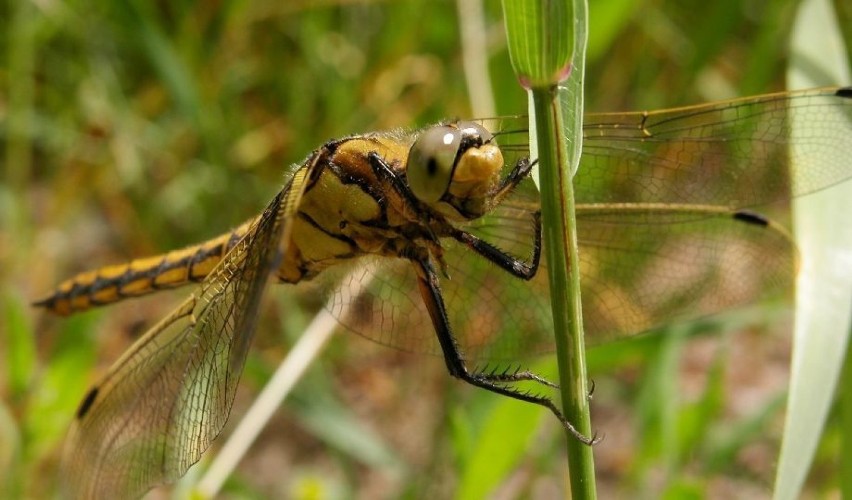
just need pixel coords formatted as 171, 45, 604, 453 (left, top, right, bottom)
448, 155, 541, 279
449, 210, 542, 280
472, 362, 558, 388
366, 151, 425, 215
408, 251, 598, 445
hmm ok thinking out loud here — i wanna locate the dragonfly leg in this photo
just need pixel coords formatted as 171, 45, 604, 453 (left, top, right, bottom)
366, 151, 426, 214
473, 363, 558, 388
410, 253, 598, 445
489, 156, 535, 204
449, 210, 542, 280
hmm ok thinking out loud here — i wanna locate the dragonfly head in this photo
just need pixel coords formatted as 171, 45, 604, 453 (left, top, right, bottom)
407, 121, 504, 220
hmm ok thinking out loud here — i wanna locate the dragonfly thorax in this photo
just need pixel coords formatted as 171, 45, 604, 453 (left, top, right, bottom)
407, 121, 504, 220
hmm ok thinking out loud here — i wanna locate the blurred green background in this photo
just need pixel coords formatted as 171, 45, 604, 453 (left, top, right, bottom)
2, 0, 851, 498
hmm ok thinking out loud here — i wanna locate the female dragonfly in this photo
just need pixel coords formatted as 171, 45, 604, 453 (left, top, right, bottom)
38, 87, 852, 498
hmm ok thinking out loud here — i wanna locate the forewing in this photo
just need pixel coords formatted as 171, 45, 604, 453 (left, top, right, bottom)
439, 203, 797, 359
573, 206, 796, 343
324, 199, 796, 360
62, 167, 309, 499
577, 87, 852, 205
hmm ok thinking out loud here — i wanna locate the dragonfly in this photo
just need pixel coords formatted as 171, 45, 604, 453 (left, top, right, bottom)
38, 87, 852, 499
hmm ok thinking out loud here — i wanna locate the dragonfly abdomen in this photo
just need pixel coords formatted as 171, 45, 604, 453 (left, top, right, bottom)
36, 223, 252, 316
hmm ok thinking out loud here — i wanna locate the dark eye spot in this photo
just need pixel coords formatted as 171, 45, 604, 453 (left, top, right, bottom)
426, 158, 437, 176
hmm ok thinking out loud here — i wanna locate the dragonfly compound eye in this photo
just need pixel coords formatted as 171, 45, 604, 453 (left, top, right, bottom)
408, 121, 504, 212
408, 125, 462, 204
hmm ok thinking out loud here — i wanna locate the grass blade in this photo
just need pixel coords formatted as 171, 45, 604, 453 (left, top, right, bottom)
777, 0, 852, 498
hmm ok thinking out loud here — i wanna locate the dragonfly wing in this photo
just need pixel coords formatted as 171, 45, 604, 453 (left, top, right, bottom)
578, 87, 852, 206
62, 167, 309, 499
574, 205, 796, 343
328, 257, 435, 353
319, 180, 799, 362
443, 203, 796, 356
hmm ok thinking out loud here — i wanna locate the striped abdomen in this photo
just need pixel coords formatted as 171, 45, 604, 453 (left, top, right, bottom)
36, 220, 255, 316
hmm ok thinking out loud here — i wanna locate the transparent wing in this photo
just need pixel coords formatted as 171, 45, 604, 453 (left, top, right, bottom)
62, 167, 309, 499
573, 205, 795, 344
329, 201, 795, 361
576, 87, 852, 205
327, 88, 852, 359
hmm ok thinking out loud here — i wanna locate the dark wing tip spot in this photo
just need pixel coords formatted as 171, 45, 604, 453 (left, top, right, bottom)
836, 87, 852, 98
733, 210, 770, 227
76, 386, 99, 419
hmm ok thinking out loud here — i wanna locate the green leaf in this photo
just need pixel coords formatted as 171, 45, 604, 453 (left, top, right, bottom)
501, 0, 575, 87
777, 0, 852, 498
